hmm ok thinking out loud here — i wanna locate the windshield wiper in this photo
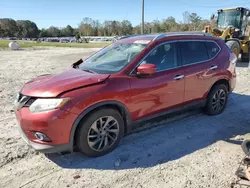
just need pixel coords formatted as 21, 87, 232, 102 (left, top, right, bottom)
82, 69, 96, 74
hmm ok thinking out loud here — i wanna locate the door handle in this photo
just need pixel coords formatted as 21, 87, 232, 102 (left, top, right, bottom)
173, 75, 184, 80
209, 65, 218, 70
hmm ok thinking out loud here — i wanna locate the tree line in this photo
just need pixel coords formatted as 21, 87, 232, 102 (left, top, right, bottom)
0, 12, 210, 38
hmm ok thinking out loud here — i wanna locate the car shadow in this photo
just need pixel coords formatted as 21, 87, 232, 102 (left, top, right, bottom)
46, 92, 250, 170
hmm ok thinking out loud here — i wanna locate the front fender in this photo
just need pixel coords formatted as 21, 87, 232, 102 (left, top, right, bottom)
69, 100, 132, 151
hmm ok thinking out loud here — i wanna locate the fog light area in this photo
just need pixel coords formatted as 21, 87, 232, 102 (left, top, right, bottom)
33, 132, 51, 142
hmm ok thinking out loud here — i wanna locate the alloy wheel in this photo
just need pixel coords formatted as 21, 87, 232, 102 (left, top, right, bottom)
211, 89, 226, 112
87, 116, 119, 152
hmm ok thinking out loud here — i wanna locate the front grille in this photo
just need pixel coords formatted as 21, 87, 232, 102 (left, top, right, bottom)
16, 93, 36, 109
23, 98, 36, 107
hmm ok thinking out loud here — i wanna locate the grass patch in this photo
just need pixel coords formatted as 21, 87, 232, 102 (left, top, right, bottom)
0, 40, 111, 49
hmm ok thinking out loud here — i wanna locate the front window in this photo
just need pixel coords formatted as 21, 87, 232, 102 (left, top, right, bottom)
78, 42, 148, 74
140, 42, 178, 71
217, 10, 242, 29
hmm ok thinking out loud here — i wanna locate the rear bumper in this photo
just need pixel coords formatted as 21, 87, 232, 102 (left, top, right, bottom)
230, 74, 236, 92
17, 121, 71, 153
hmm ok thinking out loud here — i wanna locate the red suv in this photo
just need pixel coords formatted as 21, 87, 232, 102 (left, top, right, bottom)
15, 32, 237, 157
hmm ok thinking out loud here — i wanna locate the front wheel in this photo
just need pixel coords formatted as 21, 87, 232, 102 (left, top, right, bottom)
76, 108, 124, 157
203, 84, 228, 115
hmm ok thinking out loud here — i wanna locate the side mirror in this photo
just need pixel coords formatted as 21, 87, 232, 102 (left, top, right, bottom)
210, 14, 215, 20
247, 11, 250, 17
72, 58, 83, 68
137, 64, 156, 75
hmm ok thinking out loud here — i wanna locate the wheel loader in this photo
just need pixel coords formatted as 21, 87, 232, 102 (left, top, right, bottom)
204, 7, 250, 62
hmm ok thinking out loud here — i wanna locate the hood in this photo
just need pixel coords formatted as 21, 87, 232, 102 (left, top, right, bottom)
21, 68, 110, 97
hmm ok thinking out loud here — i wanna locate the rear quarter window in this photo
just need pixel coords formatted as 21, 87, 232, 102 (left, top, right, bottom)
205, 41, 221, 59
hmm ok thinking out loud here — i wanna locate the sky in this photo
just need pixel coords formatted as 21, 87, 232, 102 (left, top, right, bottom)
1, 0, 250, 29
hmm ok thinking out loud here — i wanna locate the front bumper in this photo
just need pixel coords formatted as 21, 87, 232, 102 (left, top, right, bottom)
17, 122, 71, 153
15, 107, 78, 153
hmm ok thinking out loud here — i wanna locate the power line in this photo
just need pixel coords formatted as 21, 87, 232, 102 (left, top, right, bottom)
176, 0, 250, 8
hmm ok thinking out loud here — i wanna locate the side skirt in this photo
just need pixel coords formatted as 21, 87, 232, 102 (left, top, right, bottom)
126, 100, 206, 134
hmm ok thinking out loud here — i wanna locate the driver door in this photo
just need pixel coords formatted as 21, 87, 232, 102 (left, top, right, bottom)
128, 42, 185, 121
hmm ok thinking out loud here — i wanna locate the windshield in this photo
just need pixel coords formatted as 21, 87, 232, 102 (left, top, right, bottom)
217, 10, 242, 29
78, 42, 148, 74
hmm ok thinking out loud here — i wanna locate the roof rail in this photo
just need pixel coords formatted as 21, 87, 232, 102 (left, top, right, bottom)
118, 35, 135, 40
153, 32, 212, 41
152, 34, 166, 41
166, 31, 212, 36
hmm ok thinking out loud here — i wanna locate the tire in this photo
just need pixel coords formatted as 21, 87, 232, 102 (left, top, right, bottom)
76, 108, 124, 157
241, 54, 249, 62
241, 140, 250, 155
226, 40, 240, 58
203, 84, 228, 116
241, 47, 250, 62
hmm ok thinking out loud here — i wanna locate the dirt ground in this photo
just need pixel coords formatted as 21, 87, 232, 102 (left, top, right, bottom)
0, 47, 250, 188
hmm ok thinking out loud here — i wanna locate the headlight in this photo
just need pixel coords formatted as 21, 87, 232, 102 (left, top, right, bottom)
29, 98, 70, 113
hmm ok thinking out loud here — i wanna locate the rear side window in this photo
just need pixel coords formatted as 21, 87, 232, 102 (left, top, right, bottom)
179, 41, 208, 65
205, 42, 220, 59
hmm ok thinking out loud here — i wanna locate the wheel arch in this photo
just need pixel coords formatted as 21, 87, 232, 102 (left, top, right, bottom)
69, 100, 132, 151
205, 79, 230, 99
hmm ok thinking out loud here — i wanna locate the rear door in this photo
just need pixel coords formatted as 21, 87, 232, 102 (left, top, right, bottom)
179, 40, 221, 102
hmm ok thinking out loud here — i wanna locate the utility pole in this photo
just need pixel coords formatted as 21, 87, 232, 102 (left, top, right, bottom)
141, 0, 144, 34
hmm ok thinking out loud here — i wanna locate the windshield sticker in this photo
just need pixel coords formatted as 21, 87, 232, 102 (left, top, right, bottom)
133, 40, 151, 44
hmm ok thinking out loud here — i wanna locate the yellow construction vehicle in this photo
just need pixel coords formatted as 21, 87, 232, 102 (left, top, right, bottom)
204, 7, 250, 61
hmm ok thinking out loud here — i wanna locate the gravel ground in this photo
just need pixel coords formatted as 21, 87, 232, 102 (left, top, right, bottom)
0, 48, 250, 188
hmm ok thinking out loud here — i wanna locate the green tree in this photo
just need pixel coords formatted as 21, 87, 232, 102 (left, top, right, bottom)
189, 13, 202, 23
0, 13, 211, 38
39, 28, 48, 37
73, 28, 79, 36
16, 20, 39, 38
92, 20, 101, 36
188, 13, 202, 30
132, 25, 141, 34
160, 16, 178, 32
182, 11, 190, 24
120, 20, 133, 35
79, 17, 93, 36
0, 18, 18, 37
111, 21, 119, 35
180, 23, 190, 31
103, 20, 112, 36
151, 20, 161, 33
46, 26, 61, 37
62, 25, 74, 36
75, 32, 80, 40
0, 25, 4, 37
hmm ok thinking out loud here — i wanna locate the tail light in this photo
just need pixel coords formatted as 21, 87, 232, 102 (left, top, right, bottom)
229, 52, 237, 77
229, 52, 237, 65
